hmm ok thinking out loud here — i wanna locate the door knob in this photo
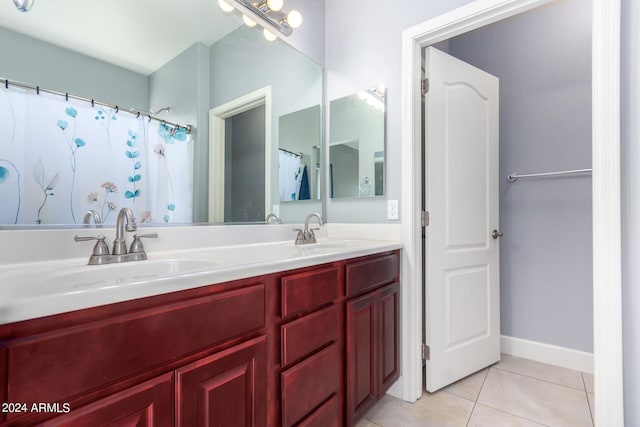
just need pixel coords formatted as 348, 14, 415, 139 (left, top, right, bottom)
492, 230, 503, 239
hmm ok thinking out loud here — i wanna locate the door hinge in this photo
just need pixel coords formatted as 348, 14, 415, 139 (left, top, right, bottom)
422, 343, 430, 361
421, 210, 430, 227
421, 78, 429, 96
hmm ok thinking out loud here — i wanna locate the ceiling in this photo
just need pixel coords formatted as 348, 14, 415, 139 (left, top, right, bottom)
0, 0, 243, 75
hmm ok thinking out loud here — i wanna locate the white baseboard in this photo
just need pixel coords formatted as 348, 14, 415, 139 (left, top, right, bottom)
501, 335, 594, 374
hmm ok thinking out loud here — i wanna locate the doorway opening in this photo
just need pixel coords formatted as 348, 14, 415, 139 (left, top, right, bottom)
401, 0, 622, 425
209, 87, 273, 223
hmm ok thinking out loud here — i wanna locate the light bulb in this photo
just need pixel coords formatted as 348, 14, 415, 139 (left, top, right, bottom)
13, 0, 34, 12
263, 29, 277, 42
243, 15, 257, 27
266, 0, 283, 12
218, 0, 234, 13
287, 10, 302, 28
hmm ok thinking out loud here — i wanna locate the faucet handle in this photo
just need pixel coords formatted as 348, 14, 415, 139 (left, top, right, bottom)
292, 228, 305, 245
129, 233, 158, 254
74, 235, 110, 256
306, 228, 319, 244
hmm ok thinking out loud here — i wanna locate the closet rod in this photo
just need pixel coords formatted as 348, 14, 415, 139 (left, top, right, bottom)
279, 147, 303, 157
506, 168, 592, 182
1, 77, 191, 134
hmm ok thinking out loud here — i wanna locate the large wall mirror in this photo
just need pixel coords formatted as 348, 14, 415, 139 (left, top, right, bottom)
0, 0, 322, 227
329, 87, 385, 198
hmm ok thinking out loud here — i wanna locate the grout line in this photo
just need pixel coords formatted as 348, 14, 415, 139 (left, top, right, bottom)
472, 402, 553, 427
582, 372, 595, 426
492, 365, 585, 391
465, 368, 490, 427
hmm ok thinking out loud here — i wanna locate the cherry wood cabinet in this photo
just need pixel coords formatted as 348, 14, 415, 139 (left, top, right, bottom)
279, 267, 342, 427
345, 255, 400, 427
176, 336, 267, 427
0, 249, 400, 427
0, 277, 269, 427
39, 373, 174, 427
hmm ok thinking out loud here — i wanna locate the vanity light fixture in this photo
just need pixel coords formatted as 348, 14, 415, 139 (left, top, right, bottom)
218, 0, 234, 12
218, 0, 302, 40
263, 28, 277, 42
242, 14, 257, 27
265, 0, 283, 12
358, 85, 386, 112
13, 0, 34, 12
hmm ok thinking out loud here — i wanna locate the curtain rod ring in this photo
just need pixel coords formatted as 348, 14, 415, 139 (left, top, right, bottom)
36, 86, 40, 95
5, 80, 8, 89
65, 93, 69, 101
136, 112, 140, 118
91, 99, 95, 108
115, 105, 118, 113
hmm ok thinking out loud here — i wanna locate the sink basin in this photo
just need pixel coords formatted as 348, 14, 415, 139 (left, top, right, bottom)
311, 240, 351, 249
47, 258, 219, 290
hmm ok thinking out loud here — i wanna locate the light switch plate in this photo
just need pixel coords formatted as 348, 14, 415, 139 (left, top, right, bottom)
387, 200, 399, 220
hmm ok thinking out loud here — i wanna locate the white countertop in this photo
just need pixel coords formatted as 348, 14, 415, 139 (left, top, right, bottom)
0, 238, 401, 325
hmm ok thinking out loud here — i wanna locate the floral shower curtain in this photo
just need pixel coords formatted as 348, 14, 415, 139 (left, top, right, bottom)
0, 85, 192, 225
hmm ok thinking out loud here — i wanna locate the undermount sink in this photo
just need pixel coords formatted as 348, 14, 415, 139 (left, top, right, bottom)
48, 258, 219, 290
311, 240, 351, 249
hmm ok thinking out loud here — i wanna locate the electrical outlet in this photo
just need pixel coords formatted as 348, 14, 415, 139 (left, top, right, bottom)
387, 200, 399, 220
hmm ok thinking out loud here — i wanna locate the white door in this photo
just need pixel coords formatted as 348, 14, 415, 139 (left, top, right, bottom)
423, 46, 501, 392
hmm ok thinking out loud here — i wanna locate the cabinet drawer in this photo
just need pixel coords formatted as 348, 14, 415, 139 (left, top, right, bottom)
281, 304, 339, 367
298, 395, 339, 427
346, 252, 399, 297
281, 343, 340, 427
4, 284, 265, 408
281, 267, 339, 318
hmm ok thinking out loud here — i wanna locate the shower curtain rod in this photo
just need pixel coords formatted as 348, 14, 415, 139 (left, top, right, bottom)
506, 168, 592, 182
279, 147, 303, 157
1, 77, 191, 134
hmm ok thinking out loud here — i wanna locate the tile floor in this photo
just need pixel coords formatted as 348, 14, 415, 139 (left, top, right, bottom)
356, 354, 595, 427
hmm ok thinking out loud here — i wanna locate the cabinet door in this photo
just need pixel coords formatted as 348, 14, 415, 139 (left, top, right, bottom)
345, 291, 377, 426
40, 372, 174, 427
176, 336, 267, 427
377, 282, 400, 397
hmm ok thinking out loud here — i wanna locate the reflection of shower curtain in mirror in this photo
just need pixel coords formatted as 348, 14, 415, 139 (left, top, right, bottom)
0, 85, 192, 225
278, 149, 303, 201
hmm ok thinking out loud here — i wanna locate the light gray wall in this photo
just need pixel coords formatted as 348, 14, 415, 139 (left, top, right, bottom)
324, 0, 475, 222
621, 0, 639, 424
447, 0, 593, 352
0, 26, 149, 110
149, 43, 210, 223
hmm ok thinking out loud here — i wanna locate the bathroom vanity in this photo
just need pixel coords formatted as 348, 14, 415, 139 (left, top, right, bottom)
0, 242, 400, 427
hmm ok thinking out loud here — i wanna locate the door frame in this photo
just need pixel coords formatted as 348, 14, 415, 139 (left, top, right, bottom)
400, 0, 622, 425
209, 86, 272, 222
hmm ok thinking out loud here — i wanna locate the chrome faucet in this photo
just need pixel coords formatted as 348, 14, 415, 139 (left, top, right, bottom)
75, 207, 158, 265
113, 207, 136, 255
265, 213, 282, 224
82, 209, 102, 225
294, 212, 323, 245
